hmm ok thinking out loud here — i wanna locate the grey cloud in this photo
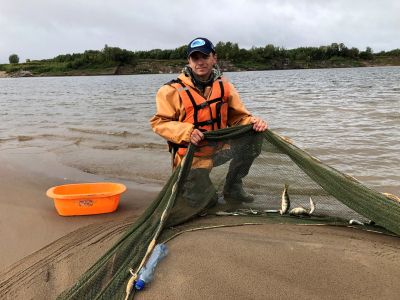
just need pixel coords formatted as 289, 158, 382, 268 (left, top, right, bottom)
1, 0, 399, 63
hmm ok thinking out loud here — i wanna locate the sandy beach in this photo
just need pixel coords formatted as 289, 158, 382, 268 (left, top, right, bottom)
0, 148, 160, 271
0, 148, 399, 300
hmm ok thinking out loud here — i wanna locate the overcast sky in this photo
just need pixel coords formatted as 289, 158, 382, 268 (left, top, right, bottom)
1, 0, 399, 64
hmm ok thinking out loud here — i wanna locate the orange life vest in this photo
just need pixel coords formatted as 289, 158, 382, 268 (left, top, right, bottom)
167, 76, 230, 156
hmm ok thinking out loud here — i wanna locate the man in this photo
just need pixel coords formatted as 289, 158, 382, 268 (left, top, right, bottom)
150, 37, 267, 207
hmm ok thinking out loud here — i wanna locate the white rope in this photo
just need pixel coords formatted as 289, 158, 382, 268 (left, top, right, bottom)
124, 152, 189, 300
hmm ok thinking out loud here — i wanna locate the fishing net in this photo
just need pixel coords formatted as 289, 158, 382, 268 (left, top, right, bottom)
56, 124, 400, 300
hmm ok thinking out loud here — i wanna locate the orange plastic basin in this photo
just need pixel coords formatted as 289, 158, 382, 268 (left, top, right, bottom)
46, 183, 126, 216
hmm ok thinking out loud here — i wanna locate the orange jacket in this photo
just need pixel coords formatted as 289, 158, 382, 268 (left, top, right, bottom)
150, 73, 254, 148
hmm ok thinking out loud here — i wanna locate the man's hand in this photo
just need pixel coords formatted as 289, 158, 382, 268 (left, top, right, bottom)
190, 129, 204, 146
251, 118, 268, 132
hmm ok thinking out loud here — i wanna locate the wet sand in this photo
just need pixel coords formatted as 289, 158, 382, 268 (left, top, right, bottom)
0, 148, 160, 272
136, 225, 400, 300
1, 149, 400, 300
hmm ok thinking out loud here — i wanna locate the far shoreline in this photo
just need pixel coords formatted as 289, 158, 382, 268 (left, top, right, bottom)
1, 57, 400, 78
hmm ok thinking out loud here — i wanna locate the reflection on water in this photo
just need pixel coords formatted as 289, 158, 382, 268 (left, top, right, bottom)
0, 67, 399, 194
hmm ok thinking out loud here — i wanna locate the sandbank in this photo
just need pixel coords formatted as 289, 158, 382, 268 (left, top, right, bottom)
0, 148, 399, 300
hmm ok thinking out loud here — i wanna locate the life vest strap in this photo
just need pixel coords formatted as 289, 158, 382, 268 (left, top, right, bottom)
196, 98, 223, 109
197, 101, 209, 109
167, 140, 187, 153
197, 118, 219, 127
164, 78, 184, 86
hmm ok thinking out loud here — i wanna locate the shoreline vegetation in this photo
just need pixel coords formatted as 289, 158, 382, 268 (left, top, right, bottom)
1, 42, 400, 78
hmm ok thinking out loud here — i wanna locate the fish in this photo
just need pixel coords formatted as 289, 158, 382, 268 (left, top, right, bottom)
349, 219, 364, 225
237, 208, 258, 215
264, 209, 280, 213
280, 184, 290, 215
309, 196, 315, 214
250, 208, 258, 215
215, 211, 240, 216
215, 211, 235, 216
233, 211, 247, 216
289, 206, 310, 216
289, 196, 316, 216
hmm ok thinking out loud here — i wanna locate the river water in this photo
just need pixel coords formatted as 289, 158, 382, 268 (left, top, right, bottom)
1, 67, 399, 195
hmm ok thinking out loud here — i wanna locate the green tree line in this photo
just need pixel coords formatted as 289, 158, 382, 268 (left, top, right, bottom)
2, 42, 399, 75
46, 44, 189, 64
214, 42, 400, 62
47, 45, 136, 66
47, 42, 399, 64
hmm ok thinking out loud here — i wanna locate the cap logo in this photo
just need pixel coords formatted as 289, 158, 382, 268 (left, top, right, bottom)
191, 39, 206, 48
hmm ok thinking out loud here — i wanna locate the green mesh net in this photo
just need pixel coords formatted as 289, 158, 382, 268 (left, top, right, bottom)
57, 125, 400, 300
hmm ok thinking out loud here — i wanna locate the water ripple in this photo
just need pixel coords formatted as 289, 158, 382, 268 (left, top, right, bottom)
0, 67, 399, 194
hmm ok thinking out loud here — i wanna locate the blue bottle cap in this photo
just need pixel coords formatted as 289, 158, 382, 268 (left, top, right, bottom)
135, 279, 145, 290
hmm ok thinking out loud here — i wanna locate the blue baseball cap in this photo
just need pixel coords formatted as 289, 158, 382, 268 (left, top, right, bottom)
187, 37, 215, 58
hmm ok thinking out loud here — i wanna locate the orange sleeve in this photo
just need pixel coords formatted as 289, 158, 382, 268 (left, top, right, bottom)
226, 83, 255, 127
149, 85, 194, 145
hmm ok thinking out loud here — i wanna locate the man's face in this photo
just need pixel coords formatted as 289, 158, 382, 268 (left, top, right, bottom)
188, 51, 217, 81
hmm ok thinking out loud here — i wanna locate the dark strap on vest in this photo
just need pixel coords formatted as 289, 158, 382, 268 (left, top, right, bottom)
164, 78, 184, 86
167, 140, 187, 153
165, 78, 226, 130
